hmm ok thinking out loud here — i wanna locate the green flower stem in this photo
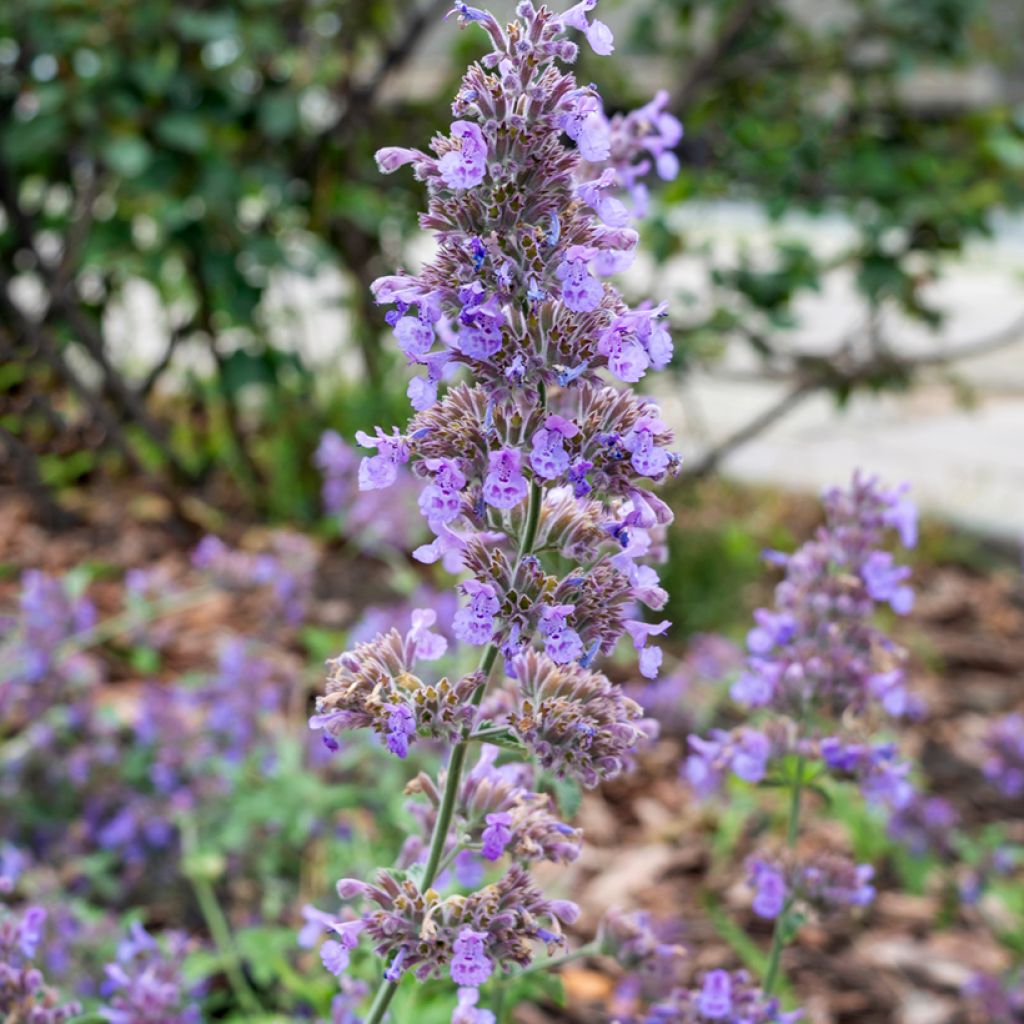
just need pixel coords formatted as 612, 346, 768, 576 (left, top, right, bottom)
763, 753, 806, 995
188, 872, 262, 1016
181, 822, 262, 1017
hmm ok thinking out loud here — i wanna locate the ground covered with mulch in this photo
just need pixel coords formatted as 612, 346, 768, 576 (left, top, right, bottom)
2, 483, 1021, 1024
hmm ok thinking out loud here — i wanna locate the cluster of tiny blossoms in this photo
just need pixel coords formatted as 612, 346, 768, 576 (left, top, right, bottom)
308, 3, 684, 1019
0, 904, 81, 1024
680, 473, 919, 1009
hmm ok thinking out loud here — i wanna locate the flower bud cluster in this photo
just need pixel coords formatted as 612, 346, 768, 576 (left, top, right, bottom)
332, 865, 578, 987
405, 744, 583, 872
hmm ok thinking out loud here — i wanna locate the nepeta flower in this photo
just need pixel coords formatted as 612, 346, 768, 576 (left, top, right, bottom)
452, 986, 496, 1024
728, 473, 917, 720
685, 728, 773, 797
746, 854, 875, 921
649, 969, 802, 1022
453, 581, 501, 645
483, 449, 528, 509
439, 121, 488, 190
356, 427, 411, 490
312, 629, 480, 757
530, 416, 579, 480
982, 713, 1024, 798
100, 925, 200, 1024
0, 904, 82, 1024
450, 928, 493, 986
748, 860, 787, 920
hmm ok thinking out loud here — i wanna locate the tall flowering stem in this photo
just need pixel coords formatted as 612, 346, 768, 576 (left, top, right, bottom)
685, 472, 920, 1000
306, 2, 685, 1021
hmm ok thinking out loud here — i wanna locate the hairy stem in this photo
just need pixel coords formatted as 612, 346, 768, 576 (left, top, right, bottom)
763, 753, 806, 995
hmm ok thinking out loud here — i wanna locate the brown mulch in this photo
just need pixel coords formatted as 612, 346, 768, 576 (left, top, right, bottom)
1, 486, 1022, 1024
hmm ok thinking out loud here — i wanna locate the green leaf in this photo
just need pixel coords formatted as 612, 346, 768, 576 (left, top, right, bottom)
104, 135, 153, 178
155, 113, 209, 153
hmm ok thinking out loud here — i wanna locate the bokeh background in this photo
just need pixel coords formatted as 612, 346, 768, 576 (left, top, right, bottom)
1, 2, 1023, 1023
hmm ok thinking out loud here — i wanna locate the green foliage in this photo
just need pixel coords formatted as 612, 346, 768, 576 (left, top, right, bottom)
0, 0, 442, 516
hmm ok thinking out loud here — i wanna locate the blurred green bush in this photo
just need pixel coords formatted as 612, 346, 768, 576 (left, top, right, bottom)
1, 0, 1021, 521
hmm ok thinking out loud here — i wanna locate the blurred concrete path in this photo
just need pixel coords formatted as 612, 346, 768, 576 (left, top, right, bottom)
651, 203, 1024, 541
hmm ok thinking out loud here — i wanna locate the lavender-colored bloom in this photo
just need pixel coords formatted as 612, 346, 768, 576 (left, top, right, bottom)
482, 448, 528, 509
408, 608, 449, 661
384, 704, 417, 758
457, 293, 505, 360
624, 417, 671, 478
698, 970, 733, 1018
530, 415, 578, 480
685, 728, 772, 796
100, 926, 200, 1023
453, 580, 500, 645
556, 246, 603, 313
598, 317, 650, 382
480, 812, 513, 861
356, 426, 411, 491
982, 713, 1024, 798
560, 0, 614, 55
624, 619, 670, 680
449, 928, 493, 986
577, 169, 629, 227
438, 121, 488, 190
649, 969, 802, 1022
452, 986, 496, 1024
418, 458, 467, 528
861, 551, 914, 614
749, 860, 787, 919
538, 604, 584, 664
